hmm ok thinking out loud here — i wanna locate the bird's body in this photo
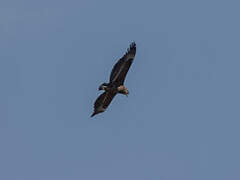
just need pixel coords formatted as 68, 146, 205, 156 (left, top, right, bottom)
91, 42, 136, 117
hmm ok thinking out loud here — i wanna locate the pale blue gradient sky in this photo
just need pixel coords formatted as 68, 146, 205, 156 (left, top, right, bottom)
1, 0, 240, 179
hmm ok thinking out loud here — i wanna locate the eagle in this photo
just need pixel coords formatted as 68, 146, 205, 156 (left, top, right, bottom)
91, 42, 136, 117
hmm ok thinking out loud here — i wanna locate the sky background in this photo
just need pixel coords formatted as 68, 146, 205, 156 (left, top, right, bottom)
1, 0, 240, 179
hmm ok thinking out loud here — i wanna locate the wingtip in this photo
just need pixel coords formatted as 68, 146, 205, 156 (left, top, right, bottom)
91, 112, 96, 117
130, 41, 136, 48
127, 42, 136, 55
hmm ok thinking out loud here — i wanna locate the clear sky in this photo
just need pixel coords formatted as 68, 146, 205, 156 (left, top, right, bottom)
1, 0, 240, 179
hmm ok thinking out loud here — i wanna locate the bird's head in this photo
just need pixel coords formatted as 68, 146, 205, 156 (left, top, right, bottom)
98, 83, 109, 91
117, 85, 129, 96
124, 88, 129, 97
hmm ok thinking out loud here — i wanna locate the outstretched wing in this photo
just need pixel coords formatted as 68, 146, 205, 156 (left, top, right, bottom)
110, 42, 136, 86
91, 91, 117, 117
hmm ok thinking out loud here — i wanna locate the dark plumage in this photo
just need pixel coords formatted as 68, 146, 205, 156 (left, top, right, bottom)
91, 42, 136, 117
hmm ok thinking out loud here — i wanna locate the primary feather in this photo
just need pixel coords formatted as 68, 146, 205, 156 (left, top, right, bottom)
110, 42, 136, 86
91, 91, 117, 117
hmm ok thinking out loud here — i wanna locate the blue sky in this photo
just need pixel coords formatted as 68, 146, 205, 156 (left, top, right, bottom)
1, 0, 240, 179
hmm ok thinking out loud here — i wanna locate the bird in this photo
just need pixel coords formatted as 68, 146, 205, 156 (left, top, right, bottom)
91, 42, 136, 117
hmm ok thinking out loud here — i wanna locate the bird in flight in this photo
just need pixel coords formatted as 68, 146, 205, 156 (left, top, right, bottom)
91, 42, 136, 117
